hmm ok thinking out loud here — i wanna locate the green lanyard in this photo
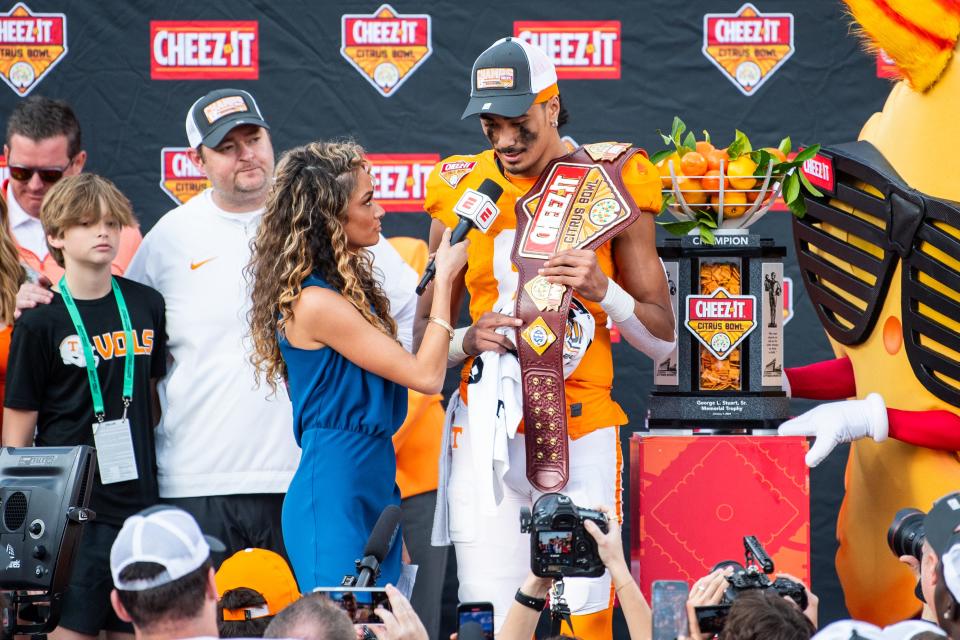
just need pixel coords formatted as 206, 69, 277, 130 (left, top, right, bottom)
59, 276, 134, 422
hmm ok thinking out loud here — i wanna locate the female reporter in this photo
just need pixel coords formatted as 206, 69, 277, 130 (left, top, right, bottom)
247, 141, 467, 591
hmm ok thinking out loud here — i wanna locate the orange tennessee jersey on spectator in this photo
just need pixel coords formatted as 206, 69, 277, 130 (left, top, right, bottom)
424, 148, 661, 438
389, 236, 444, 499
3, 180, 142, 280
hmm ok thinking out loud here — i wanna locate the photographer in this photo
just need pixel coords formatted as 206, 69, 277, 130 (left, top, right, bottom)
896, 491, 960, 637
498, 505, 652, 640
682, 568, 818, 639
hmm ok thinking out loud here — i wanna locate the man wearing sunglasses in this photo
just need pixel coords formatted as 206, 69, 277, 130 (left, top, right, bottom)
5, 96, 141, 282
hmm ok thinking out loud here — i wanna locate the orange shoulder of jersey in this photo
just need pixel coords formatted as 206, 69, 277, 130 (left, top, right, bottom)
425, 150, 523, 235
621, 151, 663, 214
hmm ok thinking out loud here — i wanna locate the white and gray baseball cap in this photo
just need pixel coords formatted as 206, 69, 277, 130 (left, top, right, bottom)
461, 37, 558, 119
110, 505, 226, 592
185, 88, 270, 149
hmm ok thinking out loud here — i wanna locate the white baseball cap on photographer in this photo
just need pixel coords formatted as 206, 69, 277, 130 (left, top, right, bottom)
110, 505, 226, 592
812, 619, 945, 639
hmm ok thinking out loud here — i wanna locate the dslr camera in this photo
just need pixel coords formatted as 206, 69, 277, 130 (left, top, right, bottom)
695, 536, 808, 634
888, 507, 926, 561
519, 493, 608, 578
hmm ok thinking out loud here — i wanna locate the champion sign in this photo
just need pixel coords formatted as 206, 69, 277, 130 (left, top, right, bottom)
702, 3, 794, 96
514, 21, 621, 79
367, 153, 439, 212
341, 4, 432, 97
159, 148, 211, 205
0, 3, 67, 97
151, 21, 258, 80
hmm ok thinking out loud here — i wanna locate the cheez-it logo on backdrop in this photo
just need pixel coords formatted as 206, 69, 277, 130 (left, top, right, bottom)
150, 20, 258, 80
514, 21, 620, 79
160, 148, 211, 205
702, 3, 794, 96
0, 3, 67, 97
341, 4, 432, 97
367, 153, 439, 212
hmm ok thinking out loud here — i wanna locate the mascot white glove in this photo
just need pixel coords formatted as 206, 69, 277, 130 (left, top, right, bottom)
777, 393, 888, 467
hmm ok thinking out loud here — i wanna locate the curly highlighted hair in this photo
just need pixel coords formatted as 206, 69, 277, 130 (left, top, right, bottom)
247, 140, 396, 390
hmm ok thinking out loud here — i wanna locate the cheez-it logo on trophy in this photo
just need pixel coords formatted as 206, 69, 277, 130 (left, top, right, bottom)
0, 3, 67, 97
366, 153, 439, 212
702, 3, 794, 96
159, 148, 211, 205
685, 287, 757, 360
340, 4, 432, 97
513, 20, 621, 79
150, 21, 259, 80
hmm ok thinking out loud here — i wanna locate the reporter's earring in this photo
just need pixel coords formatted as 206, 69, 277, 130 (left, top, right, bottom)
551, 121, 558, 128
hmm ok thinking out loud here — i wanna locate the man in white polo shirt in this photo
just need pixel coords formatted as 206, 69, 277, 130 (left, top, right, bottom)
124, 89, 299, 564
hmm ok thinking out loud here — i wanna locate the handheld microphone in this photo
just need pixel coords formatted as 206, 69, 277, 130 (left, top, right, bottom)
416, 178, 504, 295
353, 505, 402, 587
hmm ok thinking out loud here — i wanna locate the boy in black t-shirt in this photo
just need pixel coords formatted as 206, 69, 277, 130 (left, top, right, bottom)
4, 174, 167, 640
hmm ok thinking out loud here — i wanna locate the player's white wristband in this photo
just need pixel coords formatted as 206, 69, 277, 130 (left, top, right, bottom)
447, 327, 469, 367
599, 279, 635, 323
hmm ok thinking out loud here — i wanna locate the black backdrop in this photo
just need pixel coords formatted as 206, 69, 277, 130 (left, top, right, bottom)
0, 0, 898, 629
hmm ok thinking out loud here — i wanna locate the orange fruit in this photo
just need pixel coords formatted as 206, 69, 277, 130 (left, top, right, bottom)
711, 191, 749, 218
706, 149, 728, 172
679, 178, 707, 205
656, 152, 682, 188
763, 147, 788, 164
701, 169, 726, 194
696, 140, 716, 156
680, 151, 708, 177
727, 157, 758, 190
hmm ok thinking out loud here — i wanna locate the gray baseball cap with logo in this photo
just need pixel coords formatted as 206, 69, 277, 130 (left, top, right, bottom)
461, 37, 558, 119
185, 88, 270, 149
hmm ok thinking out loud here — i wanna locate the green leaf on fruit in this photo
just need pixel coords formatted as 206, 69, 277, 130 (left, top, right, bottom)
699, 225, 716, 244
658, 220, 699, 236
797, 169, 824, 198
784, 171, 800, 204
682, 131, 697, 154
650, 149, 673, 165
778, 136, 792, 155
792, 144, 821, 163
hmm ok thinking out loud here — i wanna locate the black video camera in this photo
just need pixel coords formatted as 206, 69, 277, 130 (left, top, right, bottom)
519, 493, 608, 579
695, 536, 807, 634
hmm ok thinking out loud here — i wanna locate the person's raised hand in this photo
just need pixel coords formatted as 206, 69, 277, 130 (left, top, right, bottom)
371, 584, 428, 640
777, 572, 818, 629
433, 227, 469, 284
462, 311, 522, 356
584, 504, 627, 574
15, 278, 53, 319
540, 249, 608, 302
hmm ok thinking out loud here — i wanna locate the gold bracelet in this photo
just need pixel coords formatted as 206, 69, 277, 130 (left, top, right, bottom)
427, 316, 455, 340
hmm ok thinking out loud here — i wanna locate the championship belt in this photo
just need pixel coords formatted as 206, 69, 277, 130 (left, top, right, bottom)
511, 142, 644, 492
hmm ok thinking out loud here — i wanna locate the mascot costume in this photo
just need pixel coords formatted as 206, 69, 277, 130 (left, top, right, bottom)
779, 0, 960, 624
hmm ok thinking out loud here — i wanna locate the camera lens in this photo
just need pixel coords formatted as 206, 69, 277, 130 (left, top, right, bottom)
888, 508, 926, 561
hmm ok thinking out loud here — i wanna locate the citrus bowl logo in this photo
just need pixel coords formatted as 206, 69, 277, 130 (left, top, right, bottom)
685, 287, 757, 360
341, 4, 432, 97
367, 153, 439, 212
702, 3, 794, 96
0, 3, 67, 97
159, 148, 211, 205
514, 21, 620, 79
150, 21, 258, 80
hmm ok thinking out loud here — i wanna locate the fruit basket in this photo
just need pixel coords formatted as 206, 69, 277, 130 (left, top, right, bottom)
651, 117, 822, 243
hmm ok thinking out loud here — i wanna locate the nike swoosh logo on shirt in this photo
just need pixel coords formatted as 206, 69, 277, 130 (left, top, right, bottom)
190, 257, 217, 270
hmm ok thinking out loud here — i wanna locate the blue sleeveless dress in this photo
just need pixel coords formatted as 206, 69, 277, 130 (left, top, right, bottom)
280, 273, 408, 591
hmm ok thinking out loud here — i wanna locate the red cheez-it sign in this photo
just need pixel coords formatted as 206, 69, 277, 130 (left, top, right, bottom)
514, 21, 621, 79
367, 153, 440, 212
799, 150, 835, 196
150, 21, 258, 80
521, 164, 589, 256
